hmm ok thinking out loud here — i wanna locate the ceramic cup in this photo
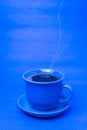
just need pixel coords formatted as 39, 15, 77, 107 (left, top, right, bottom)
23, 69, 73, 111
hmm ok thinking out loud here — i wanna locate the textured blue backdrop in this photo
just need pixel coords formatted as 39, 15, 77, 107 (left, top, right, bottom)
0, 0, 87, 129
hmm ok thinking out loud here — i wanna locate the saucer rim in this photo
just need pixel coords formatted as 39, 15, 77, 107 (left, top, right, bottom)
18, 94, 71, 118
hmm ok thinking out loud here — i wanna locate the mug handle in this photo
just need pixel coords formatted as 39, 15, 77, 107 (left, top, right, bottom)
59, 84, 73, 103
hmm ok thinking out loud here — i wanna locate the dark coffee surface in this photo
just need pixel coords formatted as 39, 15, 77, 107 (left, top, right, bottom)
29, 74, 60, 82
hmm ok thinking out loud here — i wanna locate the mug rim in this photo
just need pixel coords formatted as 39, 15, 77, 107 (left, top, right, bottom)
22, 68, 64, 84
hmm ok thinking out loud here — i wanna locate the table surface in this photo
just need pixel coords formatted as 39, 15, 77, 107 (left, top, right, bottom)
0, 0, 87, 130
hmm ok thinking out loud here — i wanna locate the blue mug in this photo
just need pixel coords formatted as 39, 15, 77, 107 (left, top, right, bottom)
23, 69, 73, 111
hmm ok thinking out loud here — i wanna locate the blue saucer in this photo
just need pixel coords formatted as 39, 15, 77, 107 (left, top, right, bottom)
18, 94, 71, 118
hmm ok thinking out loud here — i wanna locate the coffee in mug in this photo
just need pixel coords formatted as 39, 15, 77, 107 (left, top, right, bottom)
27, 74, 60, 82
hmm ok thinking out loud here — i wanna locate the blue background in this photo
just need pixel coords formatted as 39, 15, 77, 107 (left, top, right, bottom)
0, 0, 87, 129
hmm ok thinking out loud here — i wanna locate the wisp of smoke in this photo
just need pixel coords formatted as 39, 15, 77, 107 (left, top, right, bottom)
49, 0, 65, 69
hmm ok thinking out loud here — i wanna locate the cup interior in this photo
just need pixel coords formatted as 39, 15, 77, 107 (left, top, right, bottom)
23, 69, 64, 83
29, 74, 59, 82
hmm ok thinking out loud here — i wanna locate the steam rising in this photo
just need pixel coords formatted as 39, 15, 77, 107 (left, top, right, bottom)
50, 0, 64, 69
